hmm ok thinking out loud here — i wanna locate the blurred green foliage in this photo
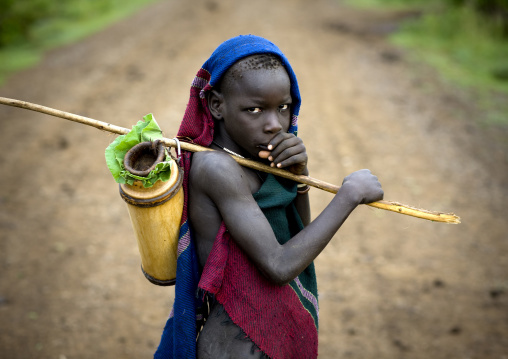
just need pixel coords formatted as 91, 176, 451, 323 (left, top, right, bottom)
0, 0, 157, 84
450, 0, 508, 15
0, 0, 120, 48
449, 0, 508, 35
394, 6, 508, 90
346, 0, 508, 124
348, 0, 508, 34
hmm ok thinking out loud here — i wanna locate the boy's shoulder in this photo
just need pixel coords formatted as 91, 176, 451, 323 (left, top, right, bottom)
191, 150, 241, 175
190, 150, 247, 194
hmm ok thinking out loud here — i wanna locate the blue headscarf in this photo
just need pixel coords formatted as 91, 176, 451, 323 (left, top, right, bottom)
204, 34, 301, 122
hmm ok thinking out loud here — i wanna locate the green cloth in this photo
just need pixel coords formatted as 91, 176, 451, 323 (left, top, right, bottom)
253, 174, 319, 328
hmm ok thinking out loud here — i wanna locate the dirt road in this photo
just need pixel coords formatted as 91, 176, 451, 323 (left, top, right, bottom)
1, 0, 507, 358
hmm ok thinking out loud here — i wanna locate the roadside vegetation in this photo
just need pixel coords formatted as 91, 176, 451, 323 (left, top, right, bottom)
346, 0, 508, 125
0, 0, 159, 85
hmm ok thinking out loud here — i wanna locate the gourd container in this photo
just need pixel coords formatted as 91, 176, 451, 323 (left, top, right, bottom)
119, 141, 183, 286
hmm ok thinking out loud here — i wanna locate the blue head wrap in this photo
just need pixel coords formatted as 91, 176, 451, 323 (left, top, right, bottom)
203, 34, 301, 122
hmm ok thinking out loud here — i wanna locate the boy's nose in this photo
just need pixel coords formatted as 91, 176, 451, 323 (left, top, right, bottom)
263, 111, 283, 133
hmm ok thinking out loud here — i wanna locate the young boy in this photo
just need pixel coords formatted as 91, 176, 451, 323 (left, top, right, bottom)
155, 35, 383, 359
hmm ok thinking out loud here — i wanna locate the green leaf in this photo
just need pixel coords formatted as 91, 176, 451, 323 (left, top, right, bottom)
105, 133, 126, 181
104, 113, 171, 187
140, 113, 164, 142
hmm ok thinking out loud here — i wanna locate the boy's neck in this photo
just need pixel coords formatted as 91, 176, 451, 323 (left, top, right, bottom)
212, 121, 249, 158
212, 141, 245, 158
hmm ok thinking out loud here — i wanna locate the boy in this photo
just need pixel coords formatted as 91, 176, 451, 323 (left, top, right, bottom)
155, 35, 383, 359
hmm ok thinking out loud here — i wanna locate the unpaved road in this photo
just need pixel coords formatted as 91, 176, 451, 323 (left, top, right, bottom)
1, 0, 507, 358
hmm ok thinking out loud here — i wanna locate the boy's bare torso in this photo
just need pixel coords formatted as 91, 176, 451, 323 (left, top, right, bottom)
190, 152, 270, 359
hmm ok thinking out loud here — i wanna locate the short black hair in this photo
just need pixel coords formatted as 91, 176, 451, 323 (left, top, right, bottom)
218, 54, 283, 94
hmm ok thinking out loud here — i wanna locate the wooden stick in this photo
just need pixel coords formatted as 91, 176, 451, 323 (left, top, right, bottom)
0, 96, 460, 224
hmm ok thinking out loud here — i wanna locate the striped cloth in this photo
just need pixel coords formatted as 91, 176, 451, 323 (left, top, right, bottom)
154, 34, 317, 359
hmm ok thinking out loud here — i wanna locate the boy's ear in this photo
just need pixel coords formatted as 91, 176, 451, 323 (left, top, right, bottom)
207, 89, 224, 120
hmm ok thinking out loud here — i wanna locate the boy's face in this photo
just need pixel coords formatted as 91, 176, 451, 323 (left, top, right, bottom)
219, 66, 292, 158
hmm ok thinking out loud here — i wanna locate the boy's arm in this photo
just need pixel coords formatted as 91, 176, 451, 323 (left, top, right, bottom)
192, 151, 383, 286
294, 190, 311, 227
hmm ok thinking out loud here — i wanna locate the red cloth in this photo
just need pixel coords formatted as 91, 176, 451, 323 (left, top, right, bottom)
199, 224, 318, 359
177, 69, 214, 147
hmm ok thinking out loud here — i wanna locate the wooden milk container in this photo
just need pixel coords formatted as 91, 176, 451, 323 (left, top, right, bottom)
119, 141, 183, 286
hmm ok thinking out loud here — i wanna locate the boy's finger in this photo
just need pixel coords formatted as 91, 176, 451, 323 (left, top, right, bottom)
274, 153, 307, 170
258, 150, 271, 159
267, 132, 292, 150
269, 136, 301, 158
271, 142, 305, 164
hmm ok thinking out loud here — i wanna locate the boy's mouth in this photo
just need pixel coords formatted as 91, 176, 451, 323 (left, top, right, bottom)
256, 144, 269, 151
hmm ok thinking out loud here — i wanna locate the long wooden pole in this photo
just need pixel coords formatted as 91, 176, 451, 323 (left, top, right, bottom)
0, 97, 460, 223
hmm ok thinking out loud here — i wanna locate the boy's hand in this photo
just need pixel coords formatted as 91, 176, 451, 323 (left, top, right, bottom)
340, 169, 384, 205
258, 133, 308, 175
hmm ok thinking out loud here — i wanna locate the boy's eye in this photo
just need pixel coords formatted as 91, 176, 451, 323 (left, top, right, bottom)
279, 104, 289, 111
247, 107, 262, 113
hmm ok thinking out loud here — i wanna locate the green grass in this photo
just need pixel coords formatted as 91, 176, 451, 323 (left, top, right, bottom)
393, 6, 508, 93
344, 0, 429, 10
0, 0, 160, 85
344, 0, 508, 125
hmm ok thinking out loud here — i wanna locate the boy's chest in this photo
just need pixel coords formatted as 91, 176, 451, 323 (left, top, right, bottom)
242, 167, 264, 195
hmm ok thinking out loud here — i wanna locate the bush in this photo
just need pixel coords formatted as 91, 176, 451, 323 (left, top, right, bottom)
449, 0, 508, 35
0, 0, 149, 48
0, 0, 57, 47
0, 0, 156, 85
